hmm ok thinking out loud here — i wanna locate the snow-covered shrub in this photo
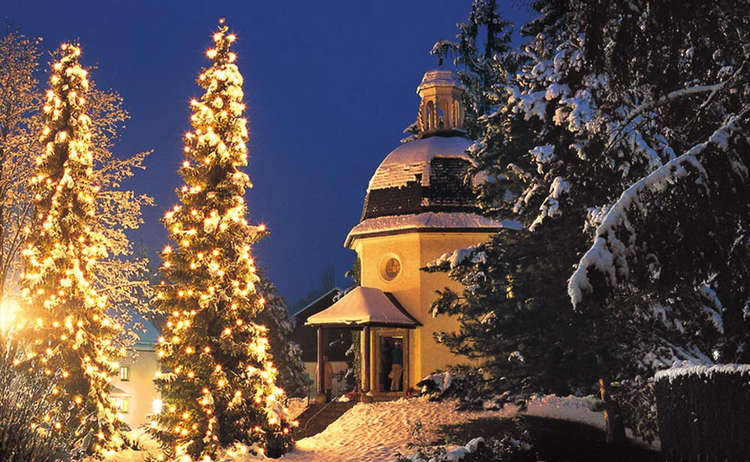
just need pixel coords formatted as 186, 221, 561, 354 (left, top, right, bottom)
417, 370, 486, 409
654, 364, 750, 461
609, 376, 659, 444
0, 346, 78, 462
394, 435, 535, 462
264, 427, 294, 459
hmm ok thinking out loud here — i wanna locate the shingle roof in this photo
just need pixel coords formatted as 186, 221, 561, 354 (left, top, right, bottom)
361, 135, 478, 221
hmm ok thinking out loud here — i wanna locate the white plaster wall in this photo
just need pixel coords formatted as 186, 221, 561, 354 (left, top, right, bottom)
111, 347, 161, 429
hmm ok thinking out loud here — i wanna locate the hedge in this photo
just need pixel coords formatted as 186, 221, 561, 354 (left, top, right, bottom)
654, 364, 750, 461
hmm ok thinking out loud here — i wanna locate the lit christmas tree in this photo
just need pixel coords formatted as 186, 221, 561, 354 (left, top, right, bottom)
19, 43, 123, 455
151, 20, 293, 460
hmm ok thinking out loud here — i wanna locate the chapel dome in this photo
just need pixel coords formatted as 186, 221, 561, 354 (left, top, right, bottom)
361, 135, 476, 220
345, 70, 505, 248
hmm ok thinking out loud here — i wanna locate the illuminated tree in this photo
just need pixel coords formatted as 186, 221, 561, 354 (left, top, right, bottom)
19, 43, 123, 454
0, 29, 40, 305
0, 28, 154, 349
255, 270, 310, 398
151, 21, 293, 460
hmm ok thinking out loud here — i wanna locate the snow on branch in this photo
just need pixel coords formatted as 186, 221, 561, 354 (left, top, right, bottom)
604, 81, 730, 156
568, 116, 743, 308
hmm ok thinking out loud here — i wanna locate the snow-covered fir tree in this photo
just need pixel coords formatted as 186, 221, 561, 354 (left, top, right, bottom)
255, 270, 310, 398
425, 0, 604, 407
499, 0, 750, 369
19, 42, 124, 455
431, 0, 515, 140
560, 0, 750, 364
0, 29, 154, 349
151, 21, 293, 460
429, 0, 749, 441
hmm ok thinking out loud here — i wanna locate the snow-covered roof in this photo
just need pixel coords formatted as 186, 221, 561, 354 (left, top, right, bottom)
417, 69, 464, 92
290, 287, 342, 320
305, 287, 420, 328
345, 212, 508, 247
367, 136, 473, 191
110, 385, 129, 396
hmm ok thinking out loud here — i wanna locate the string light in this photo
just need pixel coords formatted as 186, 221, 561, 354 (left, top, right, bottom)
19, 42, 123, 455
151, 20, 293, 461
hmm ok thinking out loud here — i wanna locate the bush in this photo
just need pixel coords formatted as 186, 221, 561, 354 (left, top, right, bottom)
394, 435, 536, 462
417, 370, 487, 409
654, 364, 750, 461
393, 418, 536, 462
0, 343, 78, 462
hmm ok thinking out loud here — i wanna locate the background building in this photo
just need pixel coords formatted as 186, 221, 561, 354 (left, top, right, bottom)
110, 342, 161, 429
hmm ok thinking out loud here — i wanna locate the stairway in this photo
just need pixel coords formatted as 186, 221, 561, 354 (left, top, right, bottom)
293, 401, 355, 439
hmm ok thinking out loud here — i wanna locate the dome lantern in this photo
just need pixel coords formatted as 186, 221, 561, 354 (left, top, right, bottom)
416, 70, 465, 136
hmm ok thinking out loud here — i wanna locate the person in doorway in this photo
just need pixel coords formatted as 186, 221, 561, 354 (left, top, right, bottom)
323, 354, 333, 402
390, 339, 403, 392
381, 340, 392, 391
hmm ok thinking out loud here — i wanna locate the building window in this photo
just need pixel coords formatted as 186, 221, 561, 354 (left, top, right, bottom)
425, 101, 435, 131
120, 366, 130, 381
381, 257, 401, 281
112, 397, 129, 414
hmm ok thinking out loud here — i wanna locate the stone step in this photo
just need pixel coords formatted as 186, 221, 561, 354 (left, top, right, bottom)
293, 401, 355, 439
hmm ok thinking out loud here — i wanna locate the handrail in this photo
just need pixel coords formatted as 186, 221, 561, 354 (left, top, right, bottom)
299, 393, 348, 434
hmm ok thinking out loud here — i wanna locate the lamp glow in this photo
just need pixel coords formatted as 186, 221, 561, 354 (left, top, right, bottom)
152, 398, 163, 414
0, 297, 20, 336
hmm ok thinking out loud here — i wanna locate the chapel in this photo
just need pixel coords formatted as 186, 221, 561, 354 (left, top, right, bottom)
306, 69, 505, 399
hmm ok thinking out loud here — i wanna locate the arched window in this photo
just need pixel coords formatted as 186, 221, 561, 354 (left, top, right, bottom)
424, 101, 435, 131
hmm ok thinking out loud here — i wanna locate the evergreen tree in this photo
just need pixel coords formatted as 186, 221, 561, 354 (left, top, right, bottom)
151, 21, 293, 460
425, 1, 599, 410
431, 0, 516, 139
255, 270, 310, 398
564, 0, 750, 363
19, 43, 123, 454
0, 28, 154, 350
429, 0, 750, 441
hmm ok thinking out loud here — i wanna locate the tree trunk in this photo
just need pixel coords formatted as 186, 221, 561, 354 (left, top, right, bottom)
599, 377, 626, 444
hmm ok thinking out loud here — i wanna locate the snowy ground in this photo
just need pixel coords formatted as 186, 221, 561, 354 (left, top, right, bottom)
285, 398, 507, 461
99, 395, 605, 462
285, 395, 605, 461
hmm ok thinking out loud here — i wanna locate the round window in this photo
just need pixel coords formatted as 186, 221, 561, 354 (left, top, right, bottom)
382, 257, 401, 281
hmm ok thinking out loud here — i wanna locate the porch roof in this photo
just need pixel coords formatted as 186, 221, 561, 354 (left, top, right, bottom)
305, 286, 421, 328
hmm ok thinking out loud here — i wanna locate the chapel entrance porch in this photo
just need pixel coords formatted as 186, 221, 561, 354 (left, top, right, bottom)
305, 287, 420, 402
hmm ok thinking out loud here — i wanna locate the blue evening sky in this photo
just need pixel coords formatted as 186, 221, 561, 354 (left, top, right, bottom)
3, 1, 534, 306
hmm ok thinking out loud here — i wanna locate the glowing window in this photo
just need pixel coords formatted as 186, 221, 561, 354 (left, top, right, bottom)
113, 397, 129, 414
120, 366, 130, 381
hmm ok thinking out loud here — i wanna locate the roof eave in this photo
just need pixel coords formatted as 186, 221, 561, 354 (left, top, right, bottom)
345, 225, 506, 248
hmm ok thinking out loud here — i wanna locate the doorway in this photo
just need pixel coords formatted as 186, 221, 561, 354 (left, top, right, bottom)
376, 335, 405, 393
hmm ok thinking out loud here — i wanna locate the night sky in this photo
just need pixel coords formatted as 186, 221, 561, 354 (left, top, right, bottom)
4, 1, 533, 306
